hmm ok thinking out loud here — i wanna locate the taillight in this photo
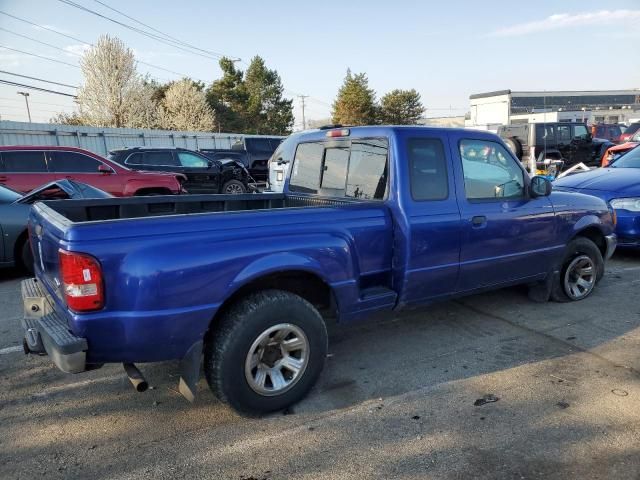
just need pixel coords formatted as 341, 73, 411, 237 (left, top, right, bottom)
59, 250, 104, 312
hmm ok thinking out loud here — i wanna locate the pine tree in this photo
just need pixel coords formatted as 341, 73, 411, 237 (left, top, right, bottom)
379, 89, 425, 125
206, 58, 249, 133
331, 69, 377, 125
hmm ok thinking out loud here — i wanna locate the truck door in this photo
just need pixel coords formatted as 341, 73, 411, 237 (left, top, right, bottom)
570, 124, 593, 165
449, 132, 557, 292
396, 130, 461, 305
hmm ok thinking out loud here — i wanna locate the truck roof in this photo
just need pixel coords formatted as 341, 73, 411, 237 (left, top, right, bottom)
295, 125, 497, 142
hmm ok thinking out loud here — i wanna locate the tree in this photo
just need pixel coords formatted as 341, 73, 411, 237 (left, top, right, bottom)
331, 69, 377, 126
244, 55, 293, 135
159, 79, 215, 131
379, 89, 425, 125
76, 35, 155, 128
127, 82, 161, 129
50, 112, 84, 125
206, 57, 249, 133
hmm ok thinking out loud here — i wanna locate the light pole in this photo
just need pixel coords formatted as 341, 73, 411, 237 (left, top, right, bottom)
17, 91, 31, 122
298, 95, 309, 130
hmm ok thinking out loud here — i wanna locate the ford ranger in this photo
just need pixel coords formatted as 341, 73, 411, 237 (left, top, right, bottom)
21, 126, 617, 415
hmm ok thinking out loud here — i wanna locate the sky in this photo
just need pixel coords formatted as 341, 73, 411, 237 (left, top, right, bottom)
0, 0, 639, 129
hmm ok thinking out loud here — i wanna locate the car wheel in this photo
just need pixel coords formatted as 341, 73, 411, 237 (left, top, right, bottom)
20, 240, 34, 275
504, 137, 522, 159
551, 237, 603, 302
222, 180, 246, 194
204, 290, 328, 416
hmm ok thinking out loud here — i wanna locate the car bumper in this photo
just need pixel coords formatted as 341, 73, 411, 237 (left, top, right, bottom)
605, 233, 617, 259
21, 278, 88, 374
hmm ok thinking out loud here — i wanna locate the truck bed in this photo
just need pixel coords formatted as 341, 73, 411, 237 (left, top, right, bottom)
39, 193, 356, 223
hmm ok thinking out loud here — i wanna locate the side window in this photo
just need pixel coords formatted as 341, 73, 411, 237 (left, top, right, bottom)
557, 125, 572, 143
460, 139, 524, 200
144, 151, 178, 166
320, 148, 349, 195
535, 124, 556, 145
1, 151, 48, 172
573, 125, 589, 140
289, 142, 324, 193
346, 139, 387, 200
408, 138, 448, 201
125, 153, 145, 165
177, 152, 208, 168
48, 151, 102, 173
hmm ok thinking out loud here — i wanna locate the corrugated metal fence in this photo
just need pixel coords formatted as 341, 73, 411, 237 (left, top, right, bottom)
0, 120, 275, 156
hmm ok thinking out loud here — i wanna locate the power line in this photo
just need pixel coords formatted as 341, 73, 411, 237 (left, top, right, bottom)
0, 96, 75, 108
57, 0, 239, 61
0, 44, 80, 69
0, 79, 77, 97
0, 70, 78, 89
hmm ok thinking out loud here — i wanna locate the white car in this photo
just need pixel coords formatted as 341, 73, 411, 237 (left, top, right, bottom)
267, 133, 301, 192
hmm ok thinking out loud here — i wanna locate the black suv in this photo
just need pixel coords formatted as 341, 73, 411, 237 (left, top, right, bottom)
107, 147, 253, 194
200, 136, 282, 182
498, 122, 613, 170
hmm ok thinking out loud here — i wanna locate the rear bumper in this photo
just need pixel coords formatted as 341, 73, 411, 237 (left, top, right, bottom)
605, 233, 617, 259
21, 278, 88, 373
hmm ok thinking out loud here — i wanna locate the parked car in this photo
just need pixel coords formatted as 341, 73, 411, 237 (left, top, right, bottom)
108, 147, 252, 194
267, 133, 301, 193
0, 180, 112, 272
202, 136, 283, 181
0, 146, 185, 196
590, 123, 625, 143
21, 126, 616, 415
618, 122, 640, 143
498, 122, 613, 171
556, 145, 640, 248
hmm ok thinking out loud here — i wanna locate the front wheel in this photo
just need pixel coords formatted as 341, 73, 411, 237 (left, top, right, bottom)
222, 180, 246, 194
551, 237, 604, 302
204, 290, 328, 415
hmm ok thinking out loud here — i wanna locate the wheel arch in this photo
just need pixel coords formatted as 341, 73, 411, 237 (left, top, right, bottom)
12, 228, 29, 267
572, 225, 607, 258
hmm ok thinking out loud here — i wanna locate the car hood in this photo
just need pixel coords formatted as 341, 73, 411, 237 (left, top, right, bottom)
14, 179, 112, 204
609, 142, 638, 153
554, 168, 640, 195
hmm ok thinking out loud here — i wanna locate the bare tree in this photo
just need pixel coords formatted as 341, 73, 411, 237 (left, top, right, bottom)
76, 35, 156, 128
159, 79, 215, 131
127, 81, 160, 129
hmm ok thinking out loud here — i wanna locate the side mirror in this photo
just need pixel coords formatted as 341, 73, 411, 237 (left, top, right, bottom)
530, 176, 552, 198
98, 164, 114, 174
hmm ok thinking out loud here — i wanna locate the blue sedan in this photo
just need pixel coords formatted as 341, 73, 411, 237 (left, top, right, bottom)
555, 146, 640, 247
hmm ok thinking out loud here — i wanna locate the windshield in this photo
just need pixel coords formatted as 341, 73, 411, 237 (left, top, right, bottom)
0, 185, 22, 203
611, 145, 640, 168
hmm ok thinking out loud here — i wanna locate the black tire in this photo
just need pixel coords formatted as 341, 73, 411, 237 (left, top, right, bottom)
20, 240, 34, 275
204, 290, 328, 415
504, 137, 522, 159
551, 237, 604, 303
222, 180, 246, 194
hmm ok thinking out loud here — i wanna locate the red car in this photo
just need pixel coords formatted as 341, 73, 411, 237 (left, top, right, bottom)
0, 146, 185, 196
601, 130, 640, 166
618, 122, 640, 143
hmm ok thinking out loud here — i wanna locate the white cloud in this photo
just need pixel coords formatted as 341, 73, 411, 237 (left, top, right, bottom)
0, 52, 24, 68
488, 9, 640, 37
64, 44, 90, 57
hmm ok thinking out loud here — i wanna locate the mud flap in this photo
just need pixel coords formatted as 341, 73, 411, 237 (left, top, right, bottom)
528, 269, 558, 303
178, 340, 203, 403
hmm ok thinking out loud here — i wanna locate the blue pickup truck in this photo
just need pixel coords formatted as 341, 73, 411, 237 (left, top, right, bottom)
22, 126, 617, 415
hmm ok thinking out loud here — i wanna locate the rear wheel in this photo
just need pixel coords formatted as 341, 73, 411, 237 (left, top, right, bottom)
551, 238, 603, 302
504, 137, 522, 159
222, 180, 246, 194
20, 240, 34, 275
204, 290, 328, 415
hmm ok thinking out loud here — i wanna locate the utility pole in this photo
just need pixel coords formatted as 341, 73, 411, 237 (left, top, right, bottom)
298, 95, 309, 130
17, 91, 31, 122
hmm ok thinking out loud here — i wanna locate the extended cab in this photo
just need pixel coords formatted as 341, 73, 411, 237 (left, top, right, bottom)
22, 127, 617, 415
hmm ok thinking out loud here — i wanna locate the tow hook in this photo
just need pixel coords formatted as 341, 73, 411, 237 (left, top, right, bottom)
123, 363, 149, 392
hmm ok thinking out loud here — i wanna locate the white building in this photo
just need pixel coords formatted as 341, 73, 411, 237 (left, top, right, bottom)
466, 89, 640, 129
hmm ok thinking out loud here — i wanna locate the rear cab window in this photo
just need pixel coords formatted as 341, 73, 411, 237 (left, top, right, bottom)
289, 137, 388, 200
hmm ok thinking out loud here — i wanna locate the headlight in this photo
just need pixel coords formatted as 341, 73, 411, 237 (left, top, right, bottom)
610, 198, 640, 212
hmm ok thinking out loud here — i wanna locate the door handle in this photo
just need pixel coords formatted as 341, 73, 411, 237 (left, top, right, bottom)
471, 215, 487, 227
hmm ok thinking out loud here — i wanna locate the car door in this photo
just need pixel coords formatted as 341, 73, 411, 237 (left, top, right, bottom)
397, 131, 462, 305
47, 150, 121, 195
570, 124, 592, 164
449, 132, 557, 292
176, 151, 220, 193
0, 150, 50, 192
556, 124, 573, 162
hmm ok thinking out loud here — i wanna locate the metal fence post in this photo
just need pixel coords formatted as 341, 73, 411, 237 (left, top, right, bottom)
102, 131, 108, 156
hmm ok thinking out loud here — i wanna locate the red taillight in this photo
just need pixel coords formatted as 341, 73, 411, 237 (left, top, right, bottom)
59, 250, 104, 312
325, 128, 350, 138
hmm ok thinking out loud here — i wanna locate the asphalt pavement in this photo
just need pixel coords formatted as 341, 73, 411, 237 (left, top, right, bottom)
1, 250, 639, 479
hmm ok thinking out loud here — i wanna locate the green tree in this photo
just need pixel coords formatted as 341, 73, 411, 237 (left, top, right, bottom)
331, 69, 377, 125
244, 55, 294, 135
379, 89, 425, 125
206, 57, 249, 133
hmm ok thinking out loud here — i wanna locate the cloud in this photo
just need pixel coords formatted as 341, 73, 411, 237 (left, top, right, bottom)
488, 9, 640, 37
64, 44, 90, 57
0, 52, 24, 67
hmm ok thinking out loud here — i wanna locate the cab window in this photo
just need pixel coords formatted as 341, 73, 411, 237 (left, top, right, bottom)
1, 151, 47, 172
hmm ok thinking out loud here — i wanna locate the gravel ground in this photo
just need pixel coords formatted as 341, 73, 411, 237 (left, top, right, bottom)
1, 250, 639, 480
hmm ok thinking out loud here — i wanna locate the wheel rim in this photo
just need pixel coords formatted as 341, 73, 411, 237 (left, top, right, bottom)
225, 183, 244, 194
563, 254, 595, 300
244, 323, 309, 396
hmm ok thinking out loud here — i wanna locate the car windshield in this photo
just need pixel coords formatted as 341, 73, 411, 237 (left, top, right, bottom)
611, 145, 640, 168
0, 184, 23, 203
